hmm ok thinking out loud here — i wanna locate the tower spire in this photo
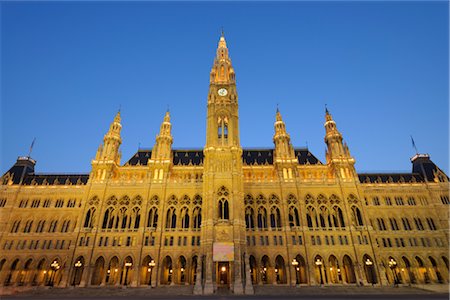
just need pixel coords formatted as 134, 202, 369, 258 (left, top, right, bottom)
273, 108, 295, 163
151, 110, 173, 162
210, 33, 235, 84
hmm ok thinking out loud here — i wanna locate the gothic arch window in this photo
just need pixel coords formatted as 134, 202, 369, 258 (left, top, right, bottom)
217, 186, 230, 220
218, 199, 229, 220
257, 206, 268, 229
217, 116, 229, 141
288, 206, 300, 227
319, 206, 329, 228
119, 207, 128, 229
306, 206, 317, 228
270, 206, 282, 228
84, 207, 96, 228
192, 207, 202, 229
132, 207, 141, 229
147, 207, 158, 228
245, 207, 255, 229
351, 206, 363, 226
181, 207, 190, 229
166, 207, 177, 229
332, 206, 345, 227
102, 207, 116, 229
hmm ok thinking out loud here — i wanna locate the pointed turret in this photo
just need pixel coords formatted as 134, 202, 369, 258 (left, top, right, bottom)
273, 108, 296, 163
210, 33, 236, 85
91, 111, 122, 181
324, 108, 355, 180
151, 110, 173, 162
95, 110, 122, 164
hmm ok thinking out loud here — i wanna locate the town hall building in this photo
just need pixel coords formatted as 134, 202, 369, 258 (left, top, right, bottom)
0, 34, 448, 294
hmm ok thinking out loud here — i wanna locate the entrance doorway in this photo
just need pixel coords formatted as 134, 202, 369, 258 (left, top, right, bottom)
217, 262, 229, 286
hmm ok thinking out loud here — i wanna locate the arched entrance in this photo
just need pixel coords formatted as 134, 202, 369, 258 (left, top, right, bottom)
71, 256, 84, 286
191, 256, 198, 285
141, 255, 155, 286
274, 255, 286, 284
20, 259, 33, 285
429, 256, 443, 283
34, 258, 47, 286
402, 257, 415, 284
161, 256, 173, 285
314, 255, 326, 285
121, 256, 133, 286
91, 257, 105, 286
261, 255, 270, 284
249, 255, 257, 284
329, 255, 340, 284
342, 255, 356, 284
295, 255, 307, 284
363, 255, 377, 284
5, 259, 19, 286
178, 256, 187, 284
106, 256, 119, 285
415, 256, 430, 284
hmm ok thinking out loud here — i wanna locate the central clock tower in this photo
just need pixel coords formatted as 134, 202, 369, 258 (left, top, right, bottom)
195, 33, 251, 295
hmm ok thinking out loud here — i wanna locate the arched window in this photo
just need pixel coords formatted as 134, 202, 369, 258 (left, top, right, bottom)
102, 207, 114, 229
147, 207, 158, 228
193, 207, 201, 229
217, 186, 229, 220
218, 199, 229, 219
84, 207, 95, 228
245, 207, 255, 229
132, 207, 141, 229
257, 207, 268, 229
166, 208, 177, 229
352, 206, 364, 226
306, 206, 316, 228
289, 206, 300, 227
119, 207, 128, 229
270, 206, 282, 228
319, 206, 329, 228
181, 207, 190, 229
337, 207, 345, 227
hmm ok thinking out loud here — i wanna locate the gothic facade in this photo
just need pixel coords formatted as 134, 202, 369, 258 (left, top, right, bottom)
0, 34, 448, 294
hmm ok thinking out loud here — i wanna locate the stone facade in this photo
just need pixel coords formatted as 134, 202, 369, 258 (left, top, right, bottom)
0, 34, 448, 294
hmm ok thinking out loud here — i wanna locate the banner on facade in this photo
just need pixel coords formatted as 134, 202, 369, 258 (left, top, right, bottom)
213, 242, 234, 261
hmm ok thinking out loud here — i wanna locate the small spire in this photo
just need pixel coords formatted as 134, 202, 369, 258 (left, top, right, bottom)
114, 110, 121, 123
325, 103, 329, 114
276, 107, 283, 122
221, 27, 224, 37
164, 110, 171, 122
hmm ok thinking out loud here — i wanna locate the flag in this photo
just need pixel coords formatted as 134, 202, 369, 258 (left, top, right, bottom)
28, 137, 36, 157
410, 135, 418, 154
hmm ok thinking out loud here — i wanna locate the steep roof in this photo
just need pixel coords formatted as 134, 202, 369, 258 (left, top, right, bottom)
124, 148, 322, 166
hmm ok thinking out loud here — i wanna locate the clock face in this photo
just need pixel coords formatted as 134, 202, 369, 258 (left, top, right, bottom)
218, 88, 228, 96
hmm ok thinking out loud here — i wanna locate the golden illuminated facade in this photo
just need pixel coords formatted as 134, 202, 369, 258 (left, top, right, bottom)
0, 34, 448, 294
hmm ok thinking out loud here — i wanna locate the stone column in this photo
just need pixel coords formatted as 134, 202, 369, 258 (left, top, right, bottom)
80, 266, 90, 287
131, 267, 138, 287
233, 258, 244, 294
193, 257, 203, 294
203, 254, 214, 294
59, 267, 70, 287
244, 254, 254, 294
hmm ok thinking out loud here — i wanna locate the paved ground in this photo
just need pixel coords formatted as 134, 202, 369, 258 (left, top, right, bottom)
1, 285, 448, 300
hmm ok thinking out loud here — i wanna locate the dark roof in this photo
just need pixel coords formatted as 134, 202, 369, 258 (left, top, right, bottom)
411, 154, 449, 181
1, 157, 89, 185
125, 148, 322, 166
22, 174, 89, 185
358, 173, 424, 184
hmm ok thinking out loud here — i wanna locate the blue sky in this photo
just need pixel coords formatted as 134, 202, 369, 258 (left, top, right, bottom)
1, 1, 448, 175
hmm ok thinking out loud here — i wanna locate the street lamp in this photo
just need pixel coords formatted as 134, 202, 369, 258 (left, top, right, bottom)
124, 262, 132, 286
388, 258, 398, 286
72, 260, 82, 286
315, 258, 324, 285
148, 260, 156, 287
291, 259, 299, 285
50, 260, 60, 287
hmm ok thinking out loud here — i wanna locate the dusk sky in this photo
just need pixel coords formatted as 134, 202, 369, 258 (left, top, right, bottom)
1, 1, 448, 175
